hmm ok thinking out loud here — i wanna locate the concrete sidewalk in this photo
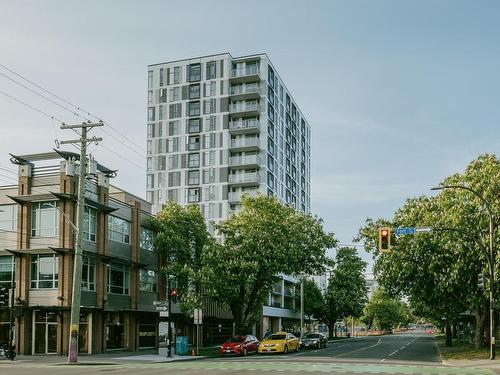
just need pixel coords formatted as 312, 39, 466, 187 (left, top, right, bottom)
9, 352, 207, 365
443, 358, 500, 372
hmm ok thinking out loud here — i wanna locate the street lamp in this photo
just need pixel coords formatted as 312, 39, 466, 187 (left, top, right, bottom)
431, 185, 496, 360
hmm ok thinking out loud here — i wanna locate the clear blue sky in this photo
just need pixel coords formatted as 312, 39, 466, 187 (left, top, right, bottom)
1, 0, 499, 270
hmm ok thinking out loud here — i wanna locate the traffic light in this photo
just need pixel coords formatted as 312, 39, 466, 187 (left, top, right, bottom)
169, 288, 178, 303
378, 227, 391, 253
0, 286, 9, 308
478, 274, 485, 291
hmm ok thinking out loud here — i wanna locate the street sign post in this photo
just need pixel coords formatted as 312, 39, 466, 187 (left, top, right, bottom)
194, 309, 202, 355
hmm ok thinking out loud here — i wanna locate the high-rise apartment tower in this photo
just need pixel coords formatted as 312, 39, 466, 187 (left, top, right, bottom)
146, 53, 311, 226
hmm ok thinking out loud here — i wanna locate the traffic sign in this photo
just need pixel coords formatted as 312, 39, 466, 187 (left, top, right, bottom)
154, 300, 168, 306
415, 227, 433, 233
155, 306, 168, 311
395, 227, 416, 235
194, 308, 202, 325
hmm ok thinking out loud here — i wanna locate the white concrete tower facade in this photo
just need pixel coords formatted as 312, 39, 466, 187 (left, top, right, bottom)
146, 53, 311, 226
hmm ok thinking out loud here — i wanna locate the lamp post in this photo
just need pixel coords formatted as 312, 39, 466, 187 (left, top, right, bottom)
431, 185, 496, 360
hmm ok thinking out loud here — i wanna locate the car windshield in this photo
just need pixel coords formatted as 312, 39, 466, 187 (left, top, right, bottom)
270, 334, 286, 340
305, 334, 321, 339
225, 337, 245, 343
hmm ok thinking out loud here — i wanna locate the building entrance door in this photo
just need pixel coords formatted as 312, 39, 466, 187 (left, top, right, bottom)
33, 311, 58, 354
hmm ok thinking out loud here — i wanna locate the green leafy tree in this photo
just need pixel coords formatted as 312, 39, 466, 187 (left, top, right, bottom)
150, 201, 209, 312
356, 154, 500, 348
361, 288, 407, 331
301, 279, 327, 323
302, 247, 367, 338
201, 195, 336, 334
324, 247, 368, 337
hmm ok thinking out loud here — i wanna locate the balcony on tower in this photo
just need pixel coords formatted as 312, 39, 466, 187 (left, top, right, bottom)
228, 154, 261, 169
229, 101, 262, 117
228, 172, 260, 187
230, 63, 261, 83
229, 137, 260, 152
228, 118, 261, 135
228, 189, 259, 203
229, 83, 263, 101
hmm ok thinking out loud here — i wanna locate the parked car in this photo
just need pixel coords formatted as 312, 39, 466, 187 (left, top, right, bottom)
219, 335, 260, 356
258, 332, 300, 354
300, 333, 328, 349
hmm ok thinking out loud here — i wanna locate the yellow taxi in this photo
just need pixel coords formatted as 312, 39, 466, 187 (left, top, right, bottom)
258, 331, 300, 354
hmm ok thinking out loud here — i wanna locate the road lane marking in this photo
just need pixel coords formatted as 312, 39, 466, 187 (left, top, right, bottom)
386, 337, 419, 358
334, 338, 382, 357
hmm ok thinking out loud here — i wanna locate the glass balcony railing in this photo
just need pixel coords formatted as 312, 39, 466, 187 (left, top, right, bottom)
228, 172, 260, 184
229, 84, 261, 96
229, 118, 260, 131
229, 102, 261, 113
229, 154, 261, 166
228, 190, 259, 202
230, 138, 260, 149
231, 65, 260, 78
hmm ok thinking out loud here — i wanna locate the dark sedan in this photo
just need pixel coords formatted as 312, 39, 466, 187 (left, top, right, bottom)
300, 333, 328, 349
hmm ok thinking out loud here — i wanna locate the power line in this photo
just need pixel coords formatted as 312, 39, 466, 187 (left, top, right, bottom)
0, 90, 65, 124
0, 71, 91, 122
0, 69, 148, 178
0, 166, 17, 176
0, 63, 146, 154
99, 143, 146, 171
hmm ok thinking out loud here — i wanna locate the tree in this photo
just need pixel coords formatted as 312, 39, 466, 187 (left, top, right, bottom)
301, 247, 367, 338
150, 201, 209, 312
355, 154, 500, 348
324, 247, 368, 338
301, 279, 327, 323
201, 195, 336, 334
361, 288, 407, 331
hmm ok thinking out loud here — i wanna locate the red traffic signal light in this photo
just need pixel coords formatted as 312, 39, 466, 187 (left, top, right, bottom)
378, 227, 391, 253
169, 288, 178, 303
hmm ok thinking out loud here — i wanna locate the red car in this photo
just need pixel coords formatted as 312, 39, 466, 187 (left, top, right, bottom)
219, 335, 260, 356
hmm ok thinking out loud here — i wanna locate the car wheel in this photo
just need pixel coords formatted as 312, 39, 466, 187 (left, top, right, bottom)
284, 345, 288, 354
243, 347, 248, 357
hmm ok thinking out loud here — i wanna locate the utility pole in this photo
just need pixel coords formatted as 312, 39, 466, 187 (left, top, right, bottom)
300, 275, 304, 338
167, 274, 172, 358
60, 121, 102, 363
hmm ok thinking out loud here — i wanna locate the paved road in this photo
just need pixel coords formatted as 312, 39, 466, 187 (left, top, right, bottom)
0, 333, 495, 375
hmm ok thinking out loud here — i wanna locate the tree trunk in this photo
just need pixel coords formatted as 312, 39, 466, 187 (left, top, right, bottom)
452, 323, 458, 339
474, 309, 487, 350
445, 323, 452, 347
328, 324, 335, 339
